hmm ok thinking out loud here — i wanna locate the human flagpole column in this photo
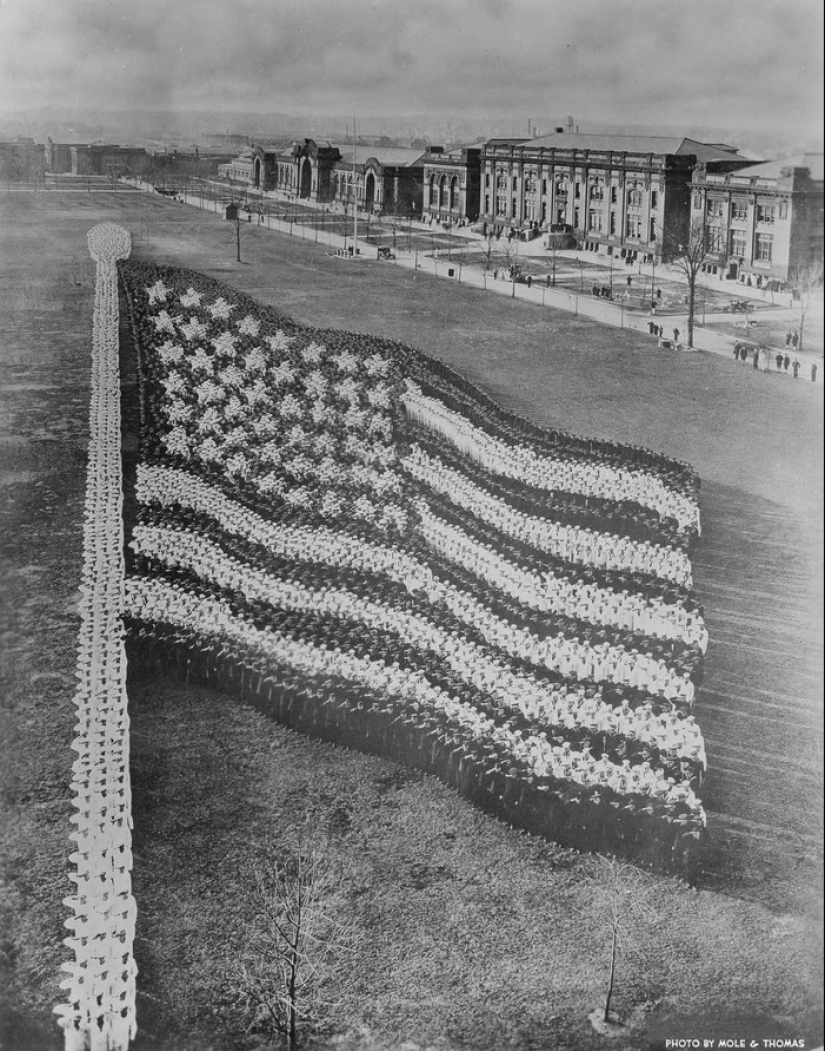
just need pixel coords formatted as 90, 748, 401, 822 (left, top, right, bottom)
54, 223, 137, 1051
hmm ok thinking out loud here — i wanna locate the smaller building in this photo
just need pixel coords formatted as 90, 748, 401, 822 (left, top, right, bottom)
422, 145, 482, 225
66, 143, 151, 177
219, 138, 428, 215
0, 137, 45, 183
45, 137, 74, 173
691, 153, 824, 286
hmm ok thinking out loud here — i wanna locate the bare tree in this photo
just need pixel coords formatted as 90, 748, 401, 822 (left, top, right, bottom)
545, 232, 561, 287
587, 856, 656, 1027
231, 840, 355, 1048
788, 257, 824, 353
479, 222, 496, 272
227, 191, 247, 263
669, 217, 711, 348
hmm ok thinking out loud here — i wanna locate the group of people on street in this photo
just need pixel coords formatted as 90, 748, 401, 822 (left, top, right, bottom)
733, 342, 818, 380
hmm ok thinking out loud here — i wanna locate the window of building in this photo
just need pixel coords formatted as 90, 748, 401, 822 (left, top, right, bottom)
525, 173, 537, 194
542, 178, 547, 195
778, 199, 789, 220
555, 180, 567, 196
589, 209, 603, 232
574, 182, 581, 198
706, 225, 725, 253
611, 185, 618, 204
731, 200, 748, 222
757, 203, 776, 224
609, 211, 617, 234
649, 218, 657, 242
627, 184, 643, 208
730, 231, 747, 258
706, 199, 724, 220
625, 214, 643, 239
693, 191, 702, 210
651, 190, 659, 210
590, 181, 604, 201
755, 232, 774, 262
573, 207, 580, 228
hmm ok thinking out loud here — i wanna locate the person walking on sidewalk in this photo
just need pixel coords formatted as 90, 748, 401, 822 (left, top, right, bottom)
792, 357, 801, 378
753, 347, 760, 369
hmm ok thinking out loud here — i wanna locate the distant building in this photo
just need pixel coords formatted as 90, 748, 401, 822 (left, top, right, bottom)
690, 153, 824, 286
203, 133, 251, 150
479, 133, 751, 263
70, 143, 150, 176
0, 137, 45, 183
422, 145, 483, 224
45, 137, 74, 173
151, 146, 236, 178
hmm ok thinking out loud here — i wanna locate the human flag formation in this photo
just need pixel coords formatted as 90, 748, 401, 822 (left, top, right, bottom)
120, 261, 708, 879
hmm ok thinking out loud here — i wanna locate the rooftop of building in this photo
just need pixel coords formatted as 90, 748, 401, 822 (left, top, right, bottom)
329, 143, 428, 167
727, 152, 824, 182
487, 132, 746, 162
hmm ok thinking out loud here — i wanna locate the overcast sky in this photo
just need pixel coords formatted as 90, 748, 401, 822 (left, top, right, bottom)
1, 0, 822, 139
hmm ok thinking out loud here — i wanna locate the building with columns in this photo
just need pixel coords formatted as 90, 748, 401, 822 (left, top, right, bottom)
690, 153, 824, 287
422, 145, 483, 225
219, 139, 427, 215
479, 133, 749, 263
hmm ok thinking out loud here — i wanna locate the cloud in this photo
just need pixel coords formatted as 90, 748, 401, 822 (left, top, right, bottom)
0, 0, 821, 140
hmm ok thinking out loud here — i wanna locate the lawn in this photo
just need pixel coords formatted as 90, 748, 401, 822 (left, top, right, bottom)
0, 190, 822, 1051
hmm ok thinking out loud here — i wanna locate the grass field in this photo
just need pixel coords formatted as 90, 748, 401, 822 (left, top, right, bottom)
0, 190, 822, 1051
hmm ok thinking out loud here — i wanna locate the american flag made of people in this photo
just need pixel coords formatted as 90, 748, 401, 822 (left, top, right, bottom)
120, 260, 708, 879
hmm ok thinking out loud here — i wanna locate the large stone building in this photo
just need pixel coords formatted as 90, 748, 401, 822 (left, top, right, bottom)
220, 139, 427, 215
479, 133, 750, 263
690, 153, 824, 286
422, 145, 483, 225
